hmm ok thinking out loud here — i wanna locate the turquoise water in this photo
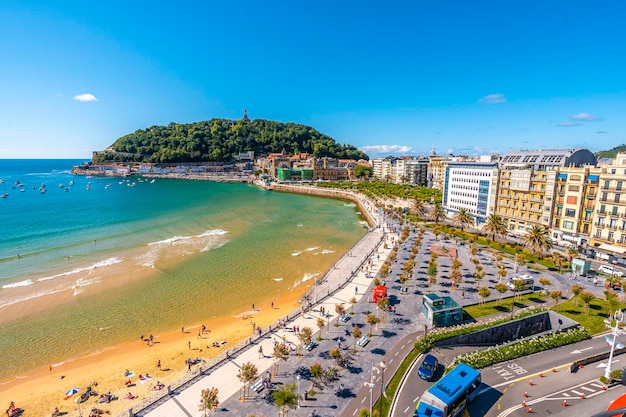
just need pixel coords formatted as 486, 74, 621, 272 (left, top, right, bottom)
0, 160, 366, 381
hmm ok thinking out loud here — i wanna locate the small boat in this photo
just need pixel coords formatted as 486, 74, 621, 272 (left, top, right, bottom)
0, 179, 4, 183
20, 189, 25, 192
69, 180, 75, 186
1, 193, 8, 198
86, 184, 92, 191
150, 179, 156, 184
59, 183, 64, 188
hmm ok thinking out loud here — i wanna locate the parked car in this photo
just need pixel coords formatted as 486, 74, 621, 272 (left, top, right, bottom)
598, 265, 624, 277
417, 354, 438, 381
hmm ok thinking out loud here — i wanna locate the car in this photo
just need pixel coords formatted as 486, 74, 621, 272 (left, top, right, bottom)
598, 265, 624, 277
417, 354, 438, 381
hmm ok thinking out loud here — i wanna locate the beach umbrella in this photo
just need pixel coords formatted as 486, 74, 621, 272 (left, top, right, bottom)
64, 387, 80, 400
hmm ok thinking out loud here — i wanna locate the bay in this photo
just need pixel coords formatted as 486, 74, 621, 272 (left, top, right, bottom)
0, 159, 366, 382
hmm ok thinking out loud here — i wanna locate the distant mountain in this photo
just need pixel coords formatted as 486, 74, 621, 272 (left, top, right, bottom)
595, 144, 626, 159
92, 116, 368, 164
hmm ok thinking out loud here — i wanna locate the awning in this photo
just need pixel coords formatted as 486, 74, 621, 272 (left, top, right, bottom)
558, 173, 568, 179
588, 174, 599, 181
598, 243, 626, 255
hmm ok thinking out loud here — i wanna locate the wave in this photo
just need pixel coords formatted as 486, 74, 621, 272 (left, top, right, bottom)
36, 257, 123, 283
291, 251, 302, 257
273, 278, 283, 282
301, 272, 319, 283
2, 279, 34, 289
304, 247, 319, 252
148, 229, 228, 246
296, 223, 304, 227
319, 249, 335, 255
0, 287, 67, 309
343, 203, 356, 207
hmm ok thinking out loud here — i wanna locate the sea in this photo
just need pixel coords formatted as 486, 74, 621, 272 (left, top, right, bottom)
0, 159, 367, 383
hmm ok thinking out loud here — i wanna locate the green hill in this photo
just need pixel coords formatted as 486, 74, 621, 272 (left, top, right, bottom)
595, 144, 626, 159
92, 118, 368, 164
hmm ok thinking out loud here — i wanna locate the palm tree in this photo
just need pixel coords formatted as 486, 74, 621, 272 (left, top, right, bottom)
566, 246, 578, 269
579, 290, 596, 315
430, 202, 447, 224
413, 198, 427, 218
522, 225, 552, 257
452, 208, 474, 232
551, 252, 565, 274
199, 387, 220, 417
482, 214, 508, 242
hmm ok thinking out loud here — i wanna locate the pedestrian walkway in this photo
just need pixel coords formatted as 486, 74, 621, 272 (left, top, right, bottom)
137, 196, 393, 417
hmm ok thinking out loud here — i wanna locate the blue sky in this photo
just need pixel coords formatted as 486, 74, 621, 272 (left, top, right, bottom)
1, 1, 625, 159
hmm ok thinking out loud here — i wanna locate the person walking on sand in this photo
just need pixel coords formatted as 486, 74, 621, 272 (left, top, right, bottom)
252, 303, 255, 311
156, 360, 161, 370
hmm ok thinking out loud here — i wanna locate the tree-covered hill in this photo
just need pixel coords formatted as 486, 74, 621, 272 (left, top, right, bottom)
595, 144, 626, 159
92, 118, 368, 163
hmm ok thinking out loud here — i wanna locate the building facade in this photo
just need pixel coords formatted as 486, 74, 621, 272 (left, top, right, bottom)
495, 149, 596, 235
442, 161, 498, 224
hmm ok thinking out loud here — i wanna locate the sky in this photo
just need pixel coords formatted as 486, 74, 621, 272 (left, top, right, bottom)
1, 1, 626, 159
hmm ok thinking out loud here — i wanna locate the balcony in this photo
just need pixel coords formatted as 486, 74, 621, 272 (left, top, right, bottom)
595, 222, 606, 228
594, 236, 616, 244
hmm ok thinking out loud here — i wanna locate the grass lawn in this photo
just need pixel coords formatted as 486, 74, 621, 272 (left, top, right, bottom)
551, 296, 626, 334
463, 292, 550, 320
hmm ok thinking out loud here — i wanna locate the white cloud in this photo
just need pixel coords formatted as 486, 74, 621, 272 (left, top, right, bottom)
478, 93, 506, 104
73, 93, 98, 102
360, 145, 415, 156
570, 112, 598, 121
557, 121, 579, 127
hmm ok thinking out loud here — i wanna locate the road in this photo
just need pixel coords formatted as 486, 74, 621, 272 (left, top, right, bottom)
391, 334, 626, 417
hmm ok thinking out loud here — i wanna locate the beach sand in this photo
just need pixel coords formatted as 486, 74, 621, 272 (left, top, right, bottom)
0, 288, 304, 417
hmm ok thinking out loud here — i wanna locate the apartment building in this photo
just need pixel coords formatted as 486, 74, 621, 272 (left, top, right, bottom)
442, 160, 498, 224
396, 157, 429, 186
495, 149, 596, 235
371, 157, 396, 182
589, 153, 626, 259
550, 165, 601, 247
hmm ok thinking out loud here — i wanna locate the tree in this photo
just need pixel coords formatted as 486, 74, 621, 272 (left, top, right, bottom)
298, 327, 314, 349
412, 198, 427, 218
335, 304, 346, 317
272, 382, 299, 417
272, 343, 289, 376
605, 289, 620, 317
452, 208, 474, 231
473, 264, 485, 289
316, 317, 326, 340
579, 290, 596, 315
355, 165, 373, 179
352, 325, 362, 351
571, 284, 584, 307
522, 225, 553, 258
482, 214, 507, 242
430, 202, 447, 224
377, 297, 390, 323
309, 362, 324, 390
538, 277, 552, 289
427, 262, 437, 291
433, 225, 441, 241
366, 313, 380, 336
478, 287, 491, 306
494, 283, 509, 305
199, 387, 219, 417
238, 362, 258, 400
514, 253, 526, 273
450, 268, 463, 290
549, 290, 563, 306
566, 246, 578, 267
497, 265, 508, 282
551, 252, 565, 274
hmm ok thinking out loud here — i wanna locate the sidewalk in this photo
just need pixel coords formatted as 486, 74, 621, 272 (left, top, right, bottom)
137, 199, 392, 417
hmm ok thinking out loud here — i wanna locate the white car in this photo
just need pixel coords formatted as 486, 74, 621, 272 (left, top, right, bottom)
598, 265, 624, 277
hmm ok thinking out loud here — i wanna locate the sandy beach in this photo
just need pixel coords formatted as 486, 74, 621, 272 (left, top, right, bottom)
0, 288, 305, 417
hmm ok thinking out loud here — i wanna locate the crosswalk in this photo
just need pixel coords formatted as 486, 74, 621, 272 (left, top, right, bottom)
558, 381, 606, 399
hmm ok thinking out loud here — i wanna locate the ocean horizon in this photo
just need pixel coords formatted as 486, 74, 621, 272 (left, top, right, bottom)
0, 159, 367, 382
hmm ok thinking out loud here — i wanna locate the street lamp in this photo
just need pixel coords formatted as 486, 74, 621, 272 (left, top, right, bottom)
605, 309, 625, 380
365, 364, 379, 417
296, 375, 300, 408
379, 361, 387, 417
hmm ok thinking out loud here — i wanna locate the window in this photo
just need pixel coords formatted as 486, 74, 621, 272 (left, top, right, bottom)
565, 208, 576, 217
611, 219, 617, 229
605, 180, 611, 189
600, 205, 606, 214
563, 220, 574, 230
567, 196, 578, 204
616, 194, 621, 203
568, 185, 580, 192
619, 181, 623, 191
613, 206, 619, 216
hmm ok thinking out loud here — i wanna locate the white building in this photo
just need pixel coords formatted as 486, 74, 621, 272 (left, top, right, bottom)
442, 161, 499, 224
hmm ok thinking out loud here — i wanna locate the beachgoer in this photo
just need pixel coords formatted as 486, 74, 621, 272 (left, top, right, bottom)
201, 324, 206, 333
156, 360, 161, 370
188, 341, 191, 350
149, 334, 154, 345
271, 301, 274, 309
252, 303, 255, 310
181, 325, 185, 333
198, 330, 201, 338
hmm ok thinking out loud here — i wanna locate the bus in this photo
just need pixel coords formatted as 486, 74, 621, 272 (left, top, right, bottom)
414, 363, 481, 417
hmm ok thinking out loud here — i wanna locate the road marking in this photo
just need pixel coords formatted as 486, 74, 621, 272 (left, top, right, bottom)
562, 392, 571, 396
395, 352, 399, 356
571, 390, 583, 395
401, 344, 406, 349
352, 407, 358, 416
570, 346, 594, 354
361, 397, 366, 404
404, 406, 410, 414
413, 395, 420, 403
590, 383, 604, 388
581, 386, 595, 392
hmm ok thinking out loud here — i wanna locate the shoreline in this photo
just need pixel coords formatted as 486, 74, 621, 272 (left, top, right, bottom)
0, 184, 379, 417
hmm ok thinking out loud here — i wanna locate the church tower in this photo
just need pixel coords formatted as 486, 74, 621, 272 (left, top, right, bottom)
242, 109, 250, 123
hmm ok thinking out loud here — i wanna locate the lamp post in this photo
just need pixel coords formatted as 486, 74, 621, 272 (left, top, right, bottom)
296, 375, 300, 408
379, 361, 387, 417
365, 364, 379, 417
605, 309, 624, 380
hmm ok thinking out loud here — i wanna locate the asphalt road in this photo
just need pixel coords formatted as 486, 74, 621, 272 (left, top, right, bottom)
392, 334, 626, 417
